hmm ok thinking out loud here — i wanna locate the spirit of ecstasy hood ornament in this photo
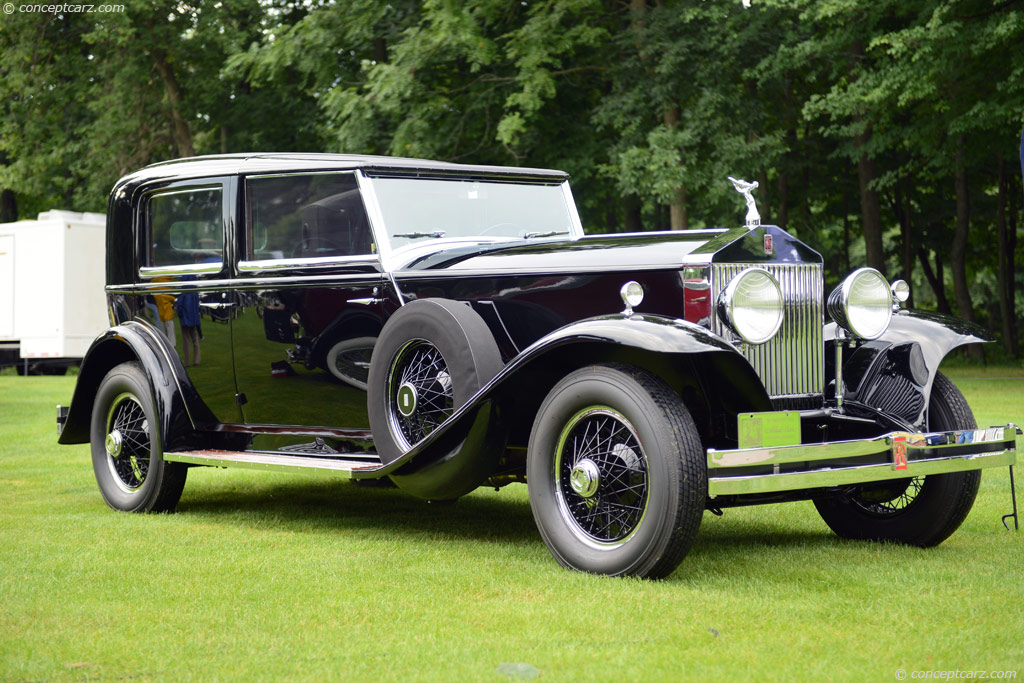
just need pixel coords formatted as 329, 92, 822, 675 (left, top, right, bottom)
727, 176, 760, 228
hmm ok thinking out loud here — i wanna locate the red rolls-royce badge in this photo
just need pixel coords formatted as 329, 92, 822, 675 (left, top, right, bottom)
764, 234, 773, 255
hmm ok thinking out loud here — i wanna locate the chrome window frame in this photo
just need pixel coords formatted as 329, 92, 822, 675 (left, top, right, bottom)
138, 183, 227, 280
357, 171, 585, 272
238, 170, 382, 274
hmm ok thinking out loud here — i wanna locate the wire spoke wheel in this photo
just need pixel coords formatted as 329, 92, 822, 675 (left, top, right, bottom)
850, 477, 924, 516
387, 340, 455, 449
104, 392, 150, 492
333, 347, 372, 384
555, 407, 649, 547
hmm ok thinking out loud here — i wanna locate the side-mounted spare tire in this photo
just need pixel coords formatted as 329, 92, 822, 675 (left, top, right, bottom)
368, 299, 504, 495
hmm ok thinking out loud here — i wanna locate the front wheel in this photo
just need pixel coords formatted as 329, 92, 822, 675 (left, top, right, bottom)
90, 361, 187, 513
527, 364, 706, 578
813, 372, 981, 547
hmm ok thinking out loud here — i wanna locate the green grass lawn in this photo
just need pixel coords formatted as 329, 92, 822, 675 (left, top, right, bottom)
1, 371, 1022, 681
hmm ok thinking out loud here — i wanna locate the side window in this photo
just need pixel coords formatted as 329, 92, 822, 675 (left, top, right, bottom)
246, 173, 373, 262
145, 186, 224, 270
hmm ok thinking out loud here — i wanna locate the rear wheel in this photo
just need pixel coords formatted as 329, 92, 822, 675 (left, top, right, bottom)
527, 364, 705, 578
814, 372, 981, 546
90, 362, 187, 513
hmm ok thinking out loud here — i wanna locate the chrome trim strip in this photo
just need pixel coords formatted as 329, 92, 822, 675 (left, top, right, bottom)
108, 271, 385, 295
139, 262, 224, 279
238, 254, 381, 273
560, 180, 586, 240
388, 271, 406, 306
356, 171, 394, 269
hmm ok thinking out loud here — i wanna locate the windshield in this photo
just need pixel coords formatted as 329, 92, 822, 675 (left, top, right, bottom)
368, 176, 575, 251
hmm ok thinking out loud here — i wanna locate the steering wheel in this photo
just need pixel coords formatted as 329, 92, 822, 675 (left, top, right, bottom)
291, 237, 345, 258
479, 222, 521, 236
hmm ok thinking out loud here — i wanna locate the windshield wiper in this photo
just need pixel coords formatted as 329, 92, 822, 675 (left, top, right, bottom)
523, 230, 569, 239
393, 230, 446, 239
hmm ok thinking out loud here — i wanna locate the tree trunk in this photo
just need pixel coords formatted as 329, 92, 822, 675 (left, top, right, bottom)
892, 182, 915, 308
150, 47, 195, 158
855, 125, 885, 274
625, 196, 643, 232
997, 157, 1018, 356
842, 191, 851, 274
663, 105, 688, 230
0, 189, 16, 223
918, 248, 952, 315
951, 136, 975, 325
849, 41, 884, 274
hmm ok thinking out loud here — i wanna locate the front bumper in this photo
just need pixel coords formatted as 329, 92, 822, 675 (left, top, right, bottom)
707, 425, 1020, 497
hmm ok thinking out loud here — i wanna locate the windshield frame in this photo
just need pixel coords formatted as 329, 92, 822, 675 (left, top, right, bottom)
356, 171, 584, 270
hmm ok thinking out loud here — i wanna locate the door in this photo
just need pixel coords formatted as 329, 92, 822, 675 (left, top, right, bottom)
230, 171, 386, 442
135, 178, 242, 424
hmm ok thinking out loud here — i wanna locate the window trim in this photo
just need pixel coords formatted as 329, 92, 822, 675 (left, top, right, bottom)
137, 181, 228, 280
238, 170, 382, 274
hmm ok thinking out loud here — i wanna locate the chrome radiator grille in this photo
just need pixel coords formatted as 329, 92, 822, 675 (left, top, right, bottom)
710, 263, 824, 401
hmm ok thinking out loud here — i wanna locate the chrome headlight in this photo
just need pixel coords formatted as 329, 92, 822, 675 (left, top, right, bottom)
717, 267, 784, 344
828, 267, 892, 340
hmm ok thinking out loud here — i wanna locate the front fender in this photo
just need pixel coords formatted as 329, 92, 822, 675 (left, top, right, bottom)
826, 309, 990, 429
58, 321, 214, 449
385, 313, 770, 495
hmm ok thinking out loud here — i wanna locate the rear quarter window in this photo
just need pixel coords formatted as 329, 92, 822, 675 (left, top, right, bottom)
141, 185, 224, 275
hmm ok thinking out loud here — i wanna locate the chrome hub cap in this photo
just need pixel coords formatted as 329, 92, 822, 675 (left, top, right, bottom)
397, 382, 418, 417
569, 458, 600, 498
105, 429, 123, 458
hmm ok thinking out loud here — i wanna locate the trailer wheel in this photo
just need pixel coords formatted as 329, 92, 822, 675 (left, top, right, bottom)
90, 361, 187, 513
527, 364, 705, 578
814, 372, 981, 547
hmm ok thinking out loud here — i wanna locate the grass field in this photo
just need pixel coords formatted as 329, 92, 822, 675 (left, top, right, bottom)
1, 370, 1022, 681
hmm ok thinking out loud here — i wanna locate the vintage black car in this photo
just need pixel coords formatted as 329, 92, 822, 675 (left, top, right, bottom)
57, 154, 1018, 578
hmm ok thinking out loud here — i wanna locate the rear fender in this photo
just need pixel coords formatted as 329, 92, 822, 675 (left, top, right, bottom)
826, 310, 990, 429
58, 321, 214, 449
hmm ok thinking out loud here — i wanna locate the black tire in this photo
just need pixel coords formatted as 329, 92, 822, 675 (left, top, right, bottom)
368, 299, 503, 466
324, 336, 376, 390
527, 364, 706, 578
814, 372, 981, 547
90, 361, 187, 513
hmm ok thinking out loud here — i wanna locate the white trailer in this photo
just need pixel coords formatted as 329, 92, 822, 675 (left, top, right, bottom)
0, 210, 107, 372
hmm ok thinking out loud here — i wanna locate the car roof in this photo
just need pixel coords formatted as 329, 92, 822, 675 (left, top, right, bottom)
123, 153, 569, 184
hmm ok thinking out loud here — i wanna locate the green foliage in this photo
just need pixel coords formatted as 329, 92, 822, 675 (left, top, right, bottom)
0, 0, 1021, 351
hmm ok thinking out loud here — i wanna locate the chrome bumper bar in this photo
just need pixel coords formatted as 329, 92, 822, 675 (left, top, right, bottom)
707, 425, 1020, 497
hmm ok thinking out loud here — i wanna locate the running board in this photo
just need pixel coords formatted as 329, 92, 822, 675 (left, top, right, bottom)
163, 449, 388, 479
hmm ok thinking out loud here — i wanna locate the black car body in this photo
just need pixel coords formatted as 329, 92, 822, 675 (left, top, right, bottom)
58, 154, 1019, 578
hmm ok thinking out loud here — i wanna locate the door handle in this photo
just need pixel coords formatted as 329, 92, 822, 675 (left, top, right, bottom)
199, 302, 237, 310
347, 297, 386, 306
